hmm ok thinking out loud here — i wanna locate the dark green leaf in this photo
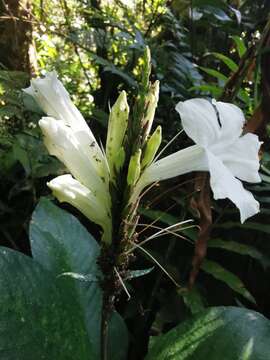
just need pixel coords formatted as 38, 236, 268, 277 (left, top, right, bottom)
190, 84, 223, 97
12, 142, 31, 175
139, 207, 179, 226
0, 247, 94, 359
216, 222, 270, 235
192, 0, 227, 8
180, 287, 205, 314
30, 198, 128, 360
194, 6, 231, 22
208, 239, 270, 269
91, 54, 137, 88
201, 259, 256, 304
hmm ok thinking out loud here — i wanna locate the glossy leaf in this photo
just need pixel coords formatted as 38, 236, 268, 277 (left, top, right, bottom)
146, 306, 270, 360
0, 247, 94, 359
30, 198, 128, 360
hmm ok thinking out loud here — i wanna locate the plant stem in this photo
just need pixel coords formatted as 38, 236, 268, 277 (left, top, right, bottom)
98, 244, 117, 360
100, 296, 110, 360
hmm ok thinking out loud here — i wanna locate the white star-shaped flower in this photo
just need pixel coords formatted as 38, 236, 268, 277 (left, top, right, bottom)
135, 98, 261, 223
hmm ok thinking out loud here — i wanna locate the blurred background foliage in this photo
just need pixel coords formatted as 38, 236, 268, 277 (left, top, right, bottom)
1, 0, 270, 358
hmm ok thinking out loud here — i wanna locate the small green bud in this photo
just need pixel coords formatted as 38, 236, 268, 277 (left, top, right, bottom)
106, 91, 129, 177
142, 80, 160, 139
141, 125, 162, 169
127, 149, 142, 186
114, 146, 126, 173
141, 46, 151, 90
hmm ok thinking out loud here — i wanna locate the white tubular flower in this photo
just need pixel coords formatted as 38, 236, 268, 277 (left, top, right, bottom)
134, 98, 261, 223
23, 71, 107, 180
48, 175, 112, 243
39, 117, 110, 210
24, 73, 112, 243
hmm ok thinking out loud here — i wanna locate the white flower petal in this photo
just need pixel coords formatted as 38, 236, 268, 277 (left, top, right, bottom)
130, 145, 207, 204
39, 117, 110, 208
143, 145, 207, 183
218, 133, 261, 183
206, 150, 259, 223
26, 72, 107, 176
214, 101, 245, 144
72, 129, 109, 180
48, 175, 112, 243
23, 72, 97, 138
175, 98, 221, 147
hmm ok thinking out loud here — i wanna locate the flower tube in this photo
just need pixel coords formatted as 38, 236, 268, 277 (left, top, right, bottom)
24, 73, 112, 243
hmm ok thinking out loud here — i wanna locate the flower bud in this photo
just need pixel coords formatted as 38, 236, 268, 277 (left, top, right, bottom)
114, 146, 126, 173
141, 46, 151, 90
48, 174, 112, 244
106, 91, 129, 177
142, 80, 159, 139
127, 149, 142, 186
141, 126, 162, 169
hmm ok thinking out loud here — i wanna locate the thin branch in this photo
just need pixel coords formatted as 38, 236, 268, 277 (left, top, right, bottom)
125, 221, 195, 255
114, 267, 131, 300
132, 243, 181, 288
137, 223, 194, 241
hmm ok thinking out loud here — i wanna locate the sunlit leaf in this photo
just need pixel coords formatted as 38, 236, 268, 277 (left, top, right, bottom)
231, 35, 247, 57
212, 52, 238, 72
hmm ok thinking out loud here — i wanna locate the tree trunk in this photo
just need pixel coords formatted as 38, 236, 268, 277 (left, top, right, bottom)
0, 0, 32, 72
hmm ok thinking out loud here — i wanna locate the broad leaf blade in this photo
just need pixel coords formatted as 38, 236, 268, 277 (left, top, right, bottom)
0, 247, 94, 360
146, 307, 270, 360
30, 198, 128, 360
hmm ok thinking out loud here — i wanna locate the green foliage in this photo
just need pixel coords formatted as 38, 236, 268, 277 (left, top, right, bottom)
0, 198, 128, 359
208, 239, 270, 269
201, 259, 256, 304
1, 0, 270, 358
146, 307, 270, 359
0, 247, 94, 359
